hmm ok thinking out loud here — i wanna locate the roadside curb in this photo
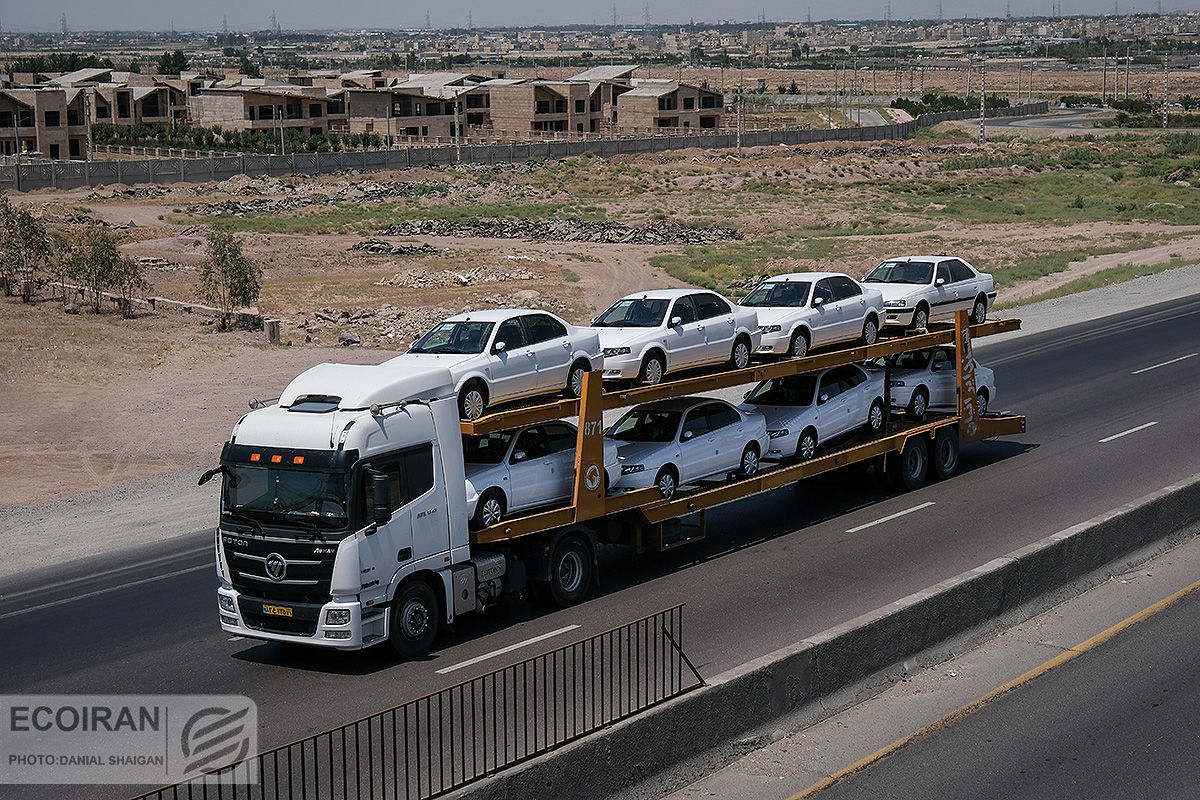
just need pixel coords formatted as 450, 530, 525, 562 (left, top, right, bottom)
451, 472, 1200, 800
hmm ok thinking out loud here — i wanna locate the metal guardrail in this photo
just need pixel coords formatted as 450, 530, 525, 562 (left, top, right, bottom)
128, 605, 702, 800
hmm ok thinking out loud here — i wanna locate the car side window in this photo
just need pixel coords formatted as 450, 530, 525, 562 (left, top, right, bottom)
705, 403, 738, 431
361, 443, 435, 515
693, 293, 731, 319
932, 349, 954, 371
671, 296, 698, 325
818, 371, 844, 403
812, 279, 835, 305
681, 408, 710, 440
495, 318, 526, 349
936, 263, 953, 285
841, 366, 867, 388
831, 276, 862, 300
513, 427, 550, 461
542, 423, 577, 454
524, 314, 567, 344
947, 260, 975, 283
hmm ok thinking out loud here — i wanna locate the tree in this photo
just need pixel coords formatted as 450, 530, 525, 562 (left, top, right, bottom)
111, 253, 151, 318
238, 52, 262, 79
66, 224, 124, 313
197, 230, 262, 329
0, 196, 51, 302
156, 49, 190, 76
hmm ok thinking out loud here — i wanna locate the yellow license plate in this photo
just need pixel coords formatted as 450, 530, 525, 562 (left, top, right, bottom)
262, 604, 293, 618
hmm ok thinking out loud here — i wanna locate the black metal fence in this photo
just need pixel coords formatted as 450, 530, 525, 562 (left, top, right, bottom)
129, 605, 702, 800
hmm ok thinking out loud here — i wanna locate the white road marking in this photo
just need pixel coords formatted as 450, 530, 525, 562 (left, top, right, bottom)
1098, 421, 1159, 443
0, 565, 210, 621
0, 547, 211, 603
435, 625, 582, 675
1131, 353, 1198, 375
846, 502, 936, 534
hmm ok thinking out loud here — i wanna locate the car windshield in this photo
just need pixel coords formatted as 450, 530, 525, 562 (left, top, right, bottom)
222, 465, 349, 528
741, 281, 812, 308
607, 408, 682, 442
462, 431, 515, 465
868, 350, 932, 370
864, 261, 934, 285
410, 321, 495, 354
744, 375, 818, 406
593, 298, 669, 328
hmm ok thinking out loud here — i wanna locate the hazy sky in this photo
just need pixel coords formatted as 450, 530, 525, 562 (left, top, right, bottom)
4, 1, 1198, 34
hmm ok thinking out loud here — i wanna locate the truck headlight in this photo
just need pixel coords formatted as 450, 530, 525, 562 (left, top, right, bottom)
759, 325, 781, 333
325, 630, 352, 640
620, 464, 645, 475
218, 594, 236, 613
325, 609, 351, 626
883, 299, 908, 308
603, 347, 632, 357
767, 429, 790, 439
221, 615, 239, 627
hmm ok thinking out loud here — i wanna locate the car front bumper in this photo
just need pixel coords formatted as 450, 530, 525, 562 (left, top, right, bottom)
882, 307, 916, 327
756, 329, 792, 355
601, 353, 644, 380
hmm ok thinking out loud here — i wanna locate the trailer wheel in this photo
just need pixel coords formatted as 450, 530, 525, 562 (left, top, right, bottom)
932, 427, 960, 480
388, 579, 439, 658
890, 435, 929, 491
548, 536, 593, 607
907, 387, 929, 421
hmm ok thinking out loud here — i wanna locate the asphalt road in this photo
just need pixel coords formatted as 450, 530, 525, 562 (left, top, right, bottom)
813, 586, 1200, 800
2, 293, 1198, 800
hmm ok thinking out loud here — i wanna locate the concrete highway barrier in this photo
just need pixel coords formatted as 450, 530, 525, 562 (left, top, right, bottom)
451, 472, 1200, 800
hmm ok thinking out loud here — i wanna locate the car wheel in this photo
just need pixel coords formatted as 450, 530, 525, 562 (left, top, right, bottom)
889, 435, 929, 491
866, 399, 885, 433
387, 580, 439, 658
971, 296, 988, 325
654, 465, 678, 500
547, 535, 594, 607
789, 329, 810, 358
639, 352, 665, 385
977, 388, 990, 417
565, 359, 589, 398
470, 489, 505, 530
907, 387, 928, 421
458, 381, 487, 421
911, 305, 929, 332
796, 428, 817, 461
932, 426, 960, 480
729, 337, 751, 370
861, 316, 879, 346
738, 443, 760, 477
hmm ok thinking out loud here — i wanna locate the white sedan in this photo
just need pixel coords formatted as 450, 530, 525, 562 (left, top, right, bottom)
862, 256, 997, 331
463, 421, 619, 529
606, 397, 770, 499
588, 289, 761, 384
737, 365, 885, 461
740, 271, 885, 358
386, 309, 603, 420
866, 346, 997, 420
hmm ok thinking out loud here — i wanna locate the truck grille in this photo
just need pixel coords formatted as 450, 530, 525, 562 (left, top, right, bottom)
237, 597, 321, 637
222, 525, 338, 604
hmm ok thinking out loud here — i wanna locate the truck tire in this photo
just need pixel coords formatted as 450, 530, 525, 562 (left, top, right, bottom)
889, 435, 929, 491
388, 579, 439, 658
547, 536, 593, 607
932, 427, 960, 480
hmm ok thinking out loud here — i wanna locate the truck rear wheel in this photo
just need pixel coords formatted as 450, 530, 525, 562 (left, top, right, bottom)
932, 427, 960, 480
889, 435, 929, 491
547, 536, 593, 607
388, 580, 439, 658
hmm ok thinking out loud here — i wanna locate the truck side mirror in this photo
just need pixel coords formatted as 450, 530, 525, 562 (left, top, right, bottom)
370, 472, 392, 525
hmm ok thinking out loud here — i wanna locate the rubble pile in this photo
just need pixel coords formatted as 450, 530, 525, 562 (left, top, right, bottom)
87, 186, 171, 200
186, 197, 316, 216
135, 256, 191, 271
378, 218, 740, 244
375, 263, 544, 289
349, 239, 438, 256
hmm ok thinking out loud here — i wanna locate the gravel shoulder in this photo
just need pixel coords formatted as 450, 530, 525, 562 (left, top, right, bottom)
2, 262, 1196, 582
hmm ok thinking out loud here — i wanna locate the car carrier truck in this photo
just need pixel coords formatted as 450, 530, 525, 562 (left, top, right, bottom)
203, 311, 1025, 657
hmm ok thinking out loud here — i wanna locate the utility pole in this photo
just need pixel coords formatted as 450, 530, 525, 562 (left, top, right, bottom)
1101, 47, 1107, 104
83, 88, 93, 160
1124, 46, 1130, 100
979, 62, 986, 144
453, 89, 462, 163
737, 59, 744, 156
1163, 59, 1169, 129
277, 104, 285, 155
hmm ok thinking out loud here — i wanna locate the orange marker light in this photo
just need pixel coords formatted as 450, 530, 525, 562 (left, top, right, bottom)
250, 453, 261, 462
293, 456, 305, 465
271, 454, 283, 464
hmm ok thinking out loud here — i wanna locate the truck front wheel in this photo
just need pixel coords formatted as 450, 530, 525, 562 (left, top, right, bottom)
388, 580, 439, 658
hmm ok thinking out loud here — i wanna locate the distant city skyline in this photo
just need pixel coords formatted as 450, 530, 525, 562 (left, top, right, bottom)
2, 1, 1198, 35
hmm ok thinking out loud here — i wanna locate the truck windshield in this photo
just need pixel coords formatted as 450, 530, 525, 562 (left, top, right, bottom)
410, 321, 495, 354
593, 298, 669, 328
741, 281, 811, 308
607, 409, 681, 442
462, 431, 515, 465
744, 375, 818, 406
222, 465, 349, 528
864, 261, 933, 285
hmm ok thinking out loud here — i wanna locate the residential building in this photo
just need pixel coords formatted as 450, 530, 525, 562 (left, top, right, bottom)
188, 83, 348, 136
0, 87, 90, 159
614, 79, 724, 131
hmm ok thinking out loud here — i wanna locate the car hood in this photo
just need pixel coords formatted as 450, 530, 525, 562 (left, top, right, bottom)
737, 402, 814, 429
592, 327, 656, 350
751, 306, 809, 327
610, 440, 674, 467
863, 282, 924, 302
384, 352, 479, 376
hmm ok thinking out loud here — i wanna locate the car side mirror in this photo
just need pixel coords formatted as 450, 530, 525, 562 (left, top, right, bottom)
812, 297, 823, 307
511, 449, 527, 463
669, 316, 682, 327
935, 277, 945, 286
370, 472, 392, 526
743, 390, 752, 399
681, 430, 694, 440
492, 341, 507, 354
818, 393, 829, 405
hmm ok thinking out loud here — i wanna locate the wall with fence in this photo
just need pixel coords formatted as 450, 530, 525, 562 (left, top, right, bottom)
0, 103, 1048, 193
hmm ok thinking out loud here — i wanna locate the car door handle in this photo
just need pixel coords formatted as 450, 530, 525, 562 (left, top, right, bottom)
525, 350, 535, 357
697, 325, 705, 330
561, 341, 570, 348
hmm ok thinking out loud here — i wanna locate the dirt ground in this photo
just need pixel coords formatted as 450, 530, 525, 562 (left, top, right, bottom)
3, 123, 1199, 511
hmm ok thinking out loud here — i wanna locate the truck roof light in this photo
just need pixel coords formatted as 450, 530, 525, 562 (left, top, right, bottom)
271, 454, 283, 464
250, 453, 261, 462
293, 456, 305, 464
